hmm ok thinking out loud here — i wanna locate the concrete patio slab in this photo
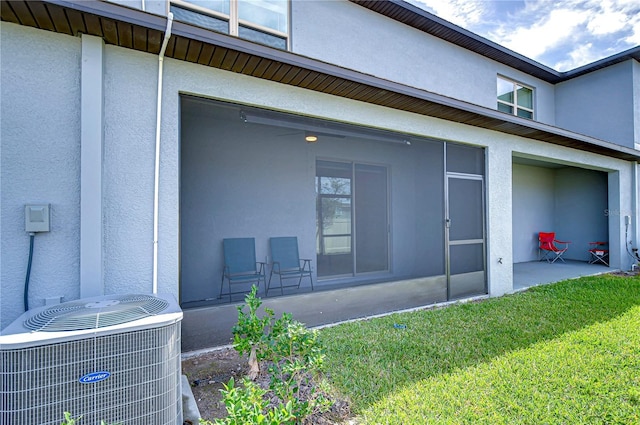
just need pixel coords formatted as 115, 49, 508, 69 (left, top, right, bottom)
181, 260, 614, 353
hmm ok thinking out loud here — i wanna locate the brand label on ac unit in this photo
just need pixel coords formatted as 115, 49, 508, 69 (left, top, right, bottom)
79, 371, 111, 384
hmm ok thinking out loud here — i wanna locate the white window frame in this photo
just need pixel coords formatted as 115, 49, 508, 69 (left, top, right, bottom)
497, 76, 534, 119
170, 0, 289, 48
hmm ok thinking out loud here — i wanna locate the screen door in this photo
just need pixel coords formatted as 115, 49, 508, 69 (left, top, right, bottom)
446, 174, 486, 299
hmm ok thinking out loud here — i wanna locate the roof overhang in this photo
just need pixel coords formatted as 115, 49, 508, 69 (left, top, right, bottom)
2, 0, 640, 162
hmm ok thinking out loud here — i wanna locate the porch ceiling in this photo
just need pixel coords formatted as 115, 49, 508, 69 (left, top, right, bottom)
3, 0, 640, 162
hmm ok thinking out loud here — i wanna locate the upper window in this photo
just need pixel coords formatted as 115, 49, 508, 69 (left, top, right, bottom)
497, 76, 534, 119
171, 0, 288, 49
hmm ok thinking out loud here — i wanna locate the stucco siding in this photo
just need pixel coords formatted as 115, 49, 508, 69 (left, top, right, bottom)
291, 0, 556, 124
556, 60, 635, 148
554, 168, 608, 261
161, 58, 633, 299
1, 18, 636, 328
483, 142, 512, 296
634, 60, 640, 149
512, 165, 555, 263
102, 46, 164, 296
512, 164, 608, 263
103, 0, 558, 126
1, 24, 82, 328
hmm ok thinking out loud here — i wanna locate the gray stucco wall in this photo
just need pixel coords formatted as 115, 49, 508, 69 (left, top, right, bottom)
512, 163, 608, 263
1, 24, 82, 326
102, 0, 558, 126
512, 164, 555, 262
634, 60, 640, 149
102, 45, 165, 295
555, 167, 608, 261
102, 0, 640, 147
291, 0, 556, 125
0, 24, 176, 329
556, 60, 635, 148
1, 15, 636, 329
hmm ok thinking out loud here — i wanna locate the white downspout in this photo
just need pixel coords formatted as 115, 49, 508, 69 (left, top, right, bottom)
153, 13, 173, 295
631, 162, 639, 270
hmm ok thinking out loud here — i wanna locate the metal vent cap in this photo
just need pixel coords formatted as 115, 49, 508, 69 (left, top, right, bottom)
24, 294, 169, 332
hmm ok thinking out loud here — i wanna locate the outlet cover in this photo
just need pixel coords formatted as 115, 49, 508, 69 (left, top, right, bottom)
25, 204, 50, 232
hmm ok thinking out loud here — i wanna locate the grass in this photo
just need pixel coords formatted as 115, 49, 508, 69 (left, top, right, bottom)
320, 274, 640, 424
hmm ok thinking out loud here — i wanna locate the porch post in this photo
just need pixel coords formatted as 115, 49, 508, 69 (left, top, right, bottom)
486, 144, 513, 296
608, 171, 624, 270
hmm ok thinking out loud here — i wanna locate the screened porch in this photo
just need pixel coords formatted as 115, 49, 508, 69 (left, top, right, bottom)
179, 96, 487, 310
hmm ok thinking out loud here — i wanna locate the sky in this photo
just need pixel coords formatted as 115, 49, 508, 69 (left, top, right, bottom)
408, 0, 640, 71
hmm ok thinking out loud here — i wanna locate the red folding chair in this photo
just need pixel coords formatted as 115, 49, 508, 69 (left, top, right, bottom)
588, 241, 609, 266
538, 232, 570, 263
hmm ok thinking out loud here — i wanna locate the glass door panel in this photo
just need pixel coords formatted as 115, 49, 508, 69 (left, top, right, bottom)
355, 164, 389, 273
448, 178, 484, 241
449, 243, 485, 298
316, 161, 353, 277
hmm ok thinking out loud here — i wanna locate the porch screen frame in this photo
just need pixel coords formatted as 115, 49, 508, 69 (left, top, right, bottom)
444, 143, 488, 300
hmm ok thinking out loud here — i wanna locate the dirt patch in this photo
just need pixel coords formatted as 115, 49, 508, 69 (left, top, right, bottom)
608, 270, 640, 277
182, 348, 247, 421
182, 347, 353, 424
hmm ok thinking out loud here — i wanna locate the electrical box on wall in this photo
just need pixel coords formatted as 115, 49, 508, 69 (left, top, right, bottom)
25, 204, 50, 233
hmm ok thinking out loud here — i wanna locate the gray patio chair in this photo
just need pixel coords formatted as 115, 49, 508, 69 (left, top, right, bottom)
220, 237, 266, 301
268, 237, 314, 296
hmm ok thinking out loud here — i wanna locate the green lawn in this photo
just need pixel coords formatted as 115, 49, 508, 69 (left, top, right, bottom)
321, 275, 640, 424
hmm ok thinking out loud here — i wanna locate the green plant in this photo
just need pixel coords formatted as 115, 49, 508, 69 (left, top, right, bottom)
199, 378, 296, 425
60, 412, 118, 425
231, 285, 274, 379
208, 286, 331, 424
266, 319, 330, 419
61, 412, 81, 425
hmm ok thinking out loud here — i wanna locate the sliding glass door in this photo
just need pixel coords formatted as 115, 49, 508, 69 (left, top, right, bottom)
316, 160, 389, 278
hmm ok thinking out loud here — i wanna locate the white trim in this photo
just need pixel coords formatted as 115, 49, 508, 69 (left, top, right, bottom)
238, 19, 288, 39
80, 35, 105, 299
229, 0, 238, 36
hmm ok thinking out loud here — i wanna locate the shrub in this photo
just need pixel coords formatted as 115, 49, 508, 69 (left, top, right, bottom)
60, 412, 118, 425
201, 286, 331, 424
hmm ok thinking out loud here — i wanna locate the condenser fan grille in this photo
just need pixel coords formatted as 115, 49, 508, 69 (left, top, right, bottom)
24, 294, 169, 331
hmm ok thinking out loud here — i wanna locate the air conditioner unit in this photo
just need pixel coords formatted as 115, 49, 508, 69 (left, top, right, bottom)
0, 293, 183, 425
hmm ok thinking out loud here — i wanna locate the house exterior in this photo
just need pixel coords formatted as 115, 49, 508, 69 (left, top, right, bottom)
2, 0, 640, 332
